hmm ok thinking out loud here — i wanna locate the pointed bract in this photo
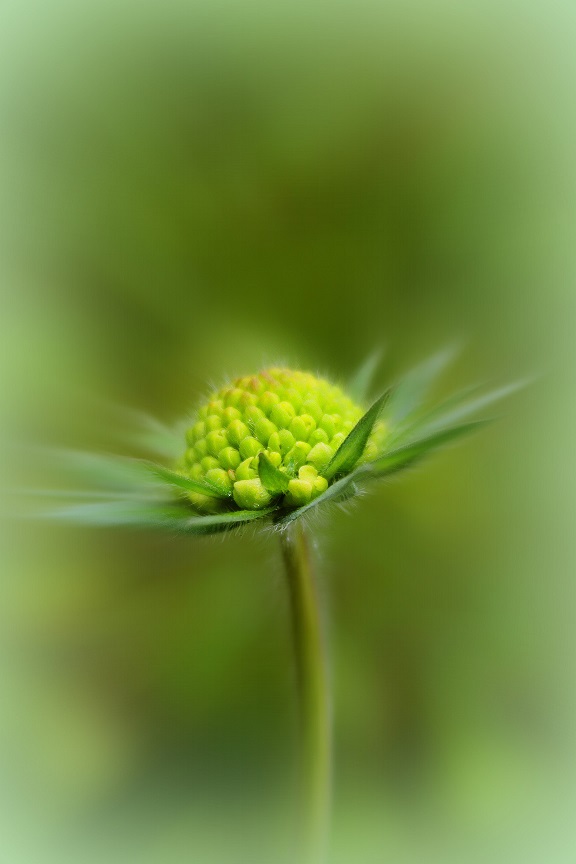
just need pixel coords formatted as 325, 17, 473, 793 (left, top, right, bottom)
323, 391, 389, 480
145, 462, 228, 498
347, 348, 384, 405
258, 452, 291, 494
384, 345, 459, 428
41, 499, 192, 527
44, 449, 157, 493
130, 413, 187, 459
404, 381, 526, 440
176, 507, 276, 534
367, 421, 489, 478
42, 497, 275, 534
26, 356, 520, 534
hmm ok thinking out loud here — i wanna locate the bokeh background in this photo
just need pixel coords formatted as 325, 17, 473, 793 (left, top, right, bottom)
1, 1, 575, 862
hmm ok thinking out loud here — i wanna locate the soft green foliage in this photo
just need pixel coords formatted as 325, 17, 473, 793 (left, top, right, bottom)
33, 350, 522, 534
146, 463, 228, 498
346, 348, 385, 405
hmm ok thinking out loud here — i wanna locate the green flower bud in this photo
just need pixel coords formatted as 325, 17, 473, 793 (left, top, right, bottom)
278, 429, 295, 454
308, 428, 329, 446
289, 414, 316, 442
218, 446, 241, 470
318, 414, 336, 438
270, 401, 297, 428
297, 465, 328, 499
239, 436, 262, 460
205, 468, 233, 496
201, 456, 220, 473
284, 388, 303, 413
221, 406, 242, 424
330, 433, 346, 451
313, 475, 329, 496
208, 400, 224, 415
285, 478, 313, 507
180, 366, 384, 512
254, 416, 277, 445
227, 419, 250, 446
298, 464, 318, 483
191, 421, 207, 442
233, 478, 272, 510
267, 432, 281, 454
205, 414, 222, 432
194, 440, 208, 460
265, 449, 282, 468
302, 400, 323, 423
189, 492, 227, 513
307, 442, 333, 471
244, 405, 266, 428
206, 430, 228, 457
258, 391, 280, 414
224, 388, 245, 408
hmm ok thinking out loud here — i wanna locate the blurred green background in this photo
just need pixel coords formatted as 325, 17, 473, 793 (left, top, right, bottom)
1, 1, 575, 862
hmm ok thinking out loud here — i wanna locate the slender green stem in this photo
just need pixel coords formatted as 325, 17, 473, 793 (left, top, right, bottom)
280, 521, 332, 864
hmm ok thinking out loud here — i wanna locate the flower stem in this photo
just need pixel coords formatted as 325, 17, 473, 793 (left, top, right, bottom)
280, 521, 332, 864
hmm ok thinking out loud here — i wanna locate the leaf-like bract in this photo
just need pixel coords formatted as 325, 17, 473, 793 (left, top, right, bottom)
42, 498, 276, 533
44, 449, 157, 492
258, 453, 290, 494
383, 345, 459, 428
323, 391, 389, 480
405, 381, 526, 439
176, 507, 277, 534
129, 412, 187, 459
347, 348, 384, 405
367, 421, 488, 478
42, 499, 191, 527
145, 462, 227, 498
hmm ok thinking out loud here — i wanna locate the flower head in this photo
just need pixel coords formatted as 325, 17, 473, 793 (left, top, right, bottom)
35, 349, 523, 534
178, 368, 385, 512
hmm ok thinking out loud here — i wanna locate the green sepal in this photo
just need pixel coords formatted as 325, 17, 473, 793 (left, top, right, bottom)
173, 507, 278, 534
258, 452, 290, 494
41, 498, 194, 527
99, 403, 186, 460
366, 420, 489, 478
19, 487, 164, 501
323, 391, 390, 480
41, 498, 277, 533
383, 345, 458, 427
132, 415, 187, 459
347, 347, 384, 404
43, 449, 158, 493
403, 381, 526, 439
145, 462, 228, 498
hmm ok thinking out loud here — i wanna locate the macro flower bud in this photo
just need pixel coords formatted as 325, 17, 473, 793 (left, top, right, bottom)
307, 442, 333, 471
179, 367, 385, 512
233, 478, 273, 510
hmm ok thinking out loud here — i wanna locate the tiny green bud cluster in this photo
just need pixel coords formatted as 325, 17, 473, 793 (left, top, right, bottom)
178, 368, 384, 512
